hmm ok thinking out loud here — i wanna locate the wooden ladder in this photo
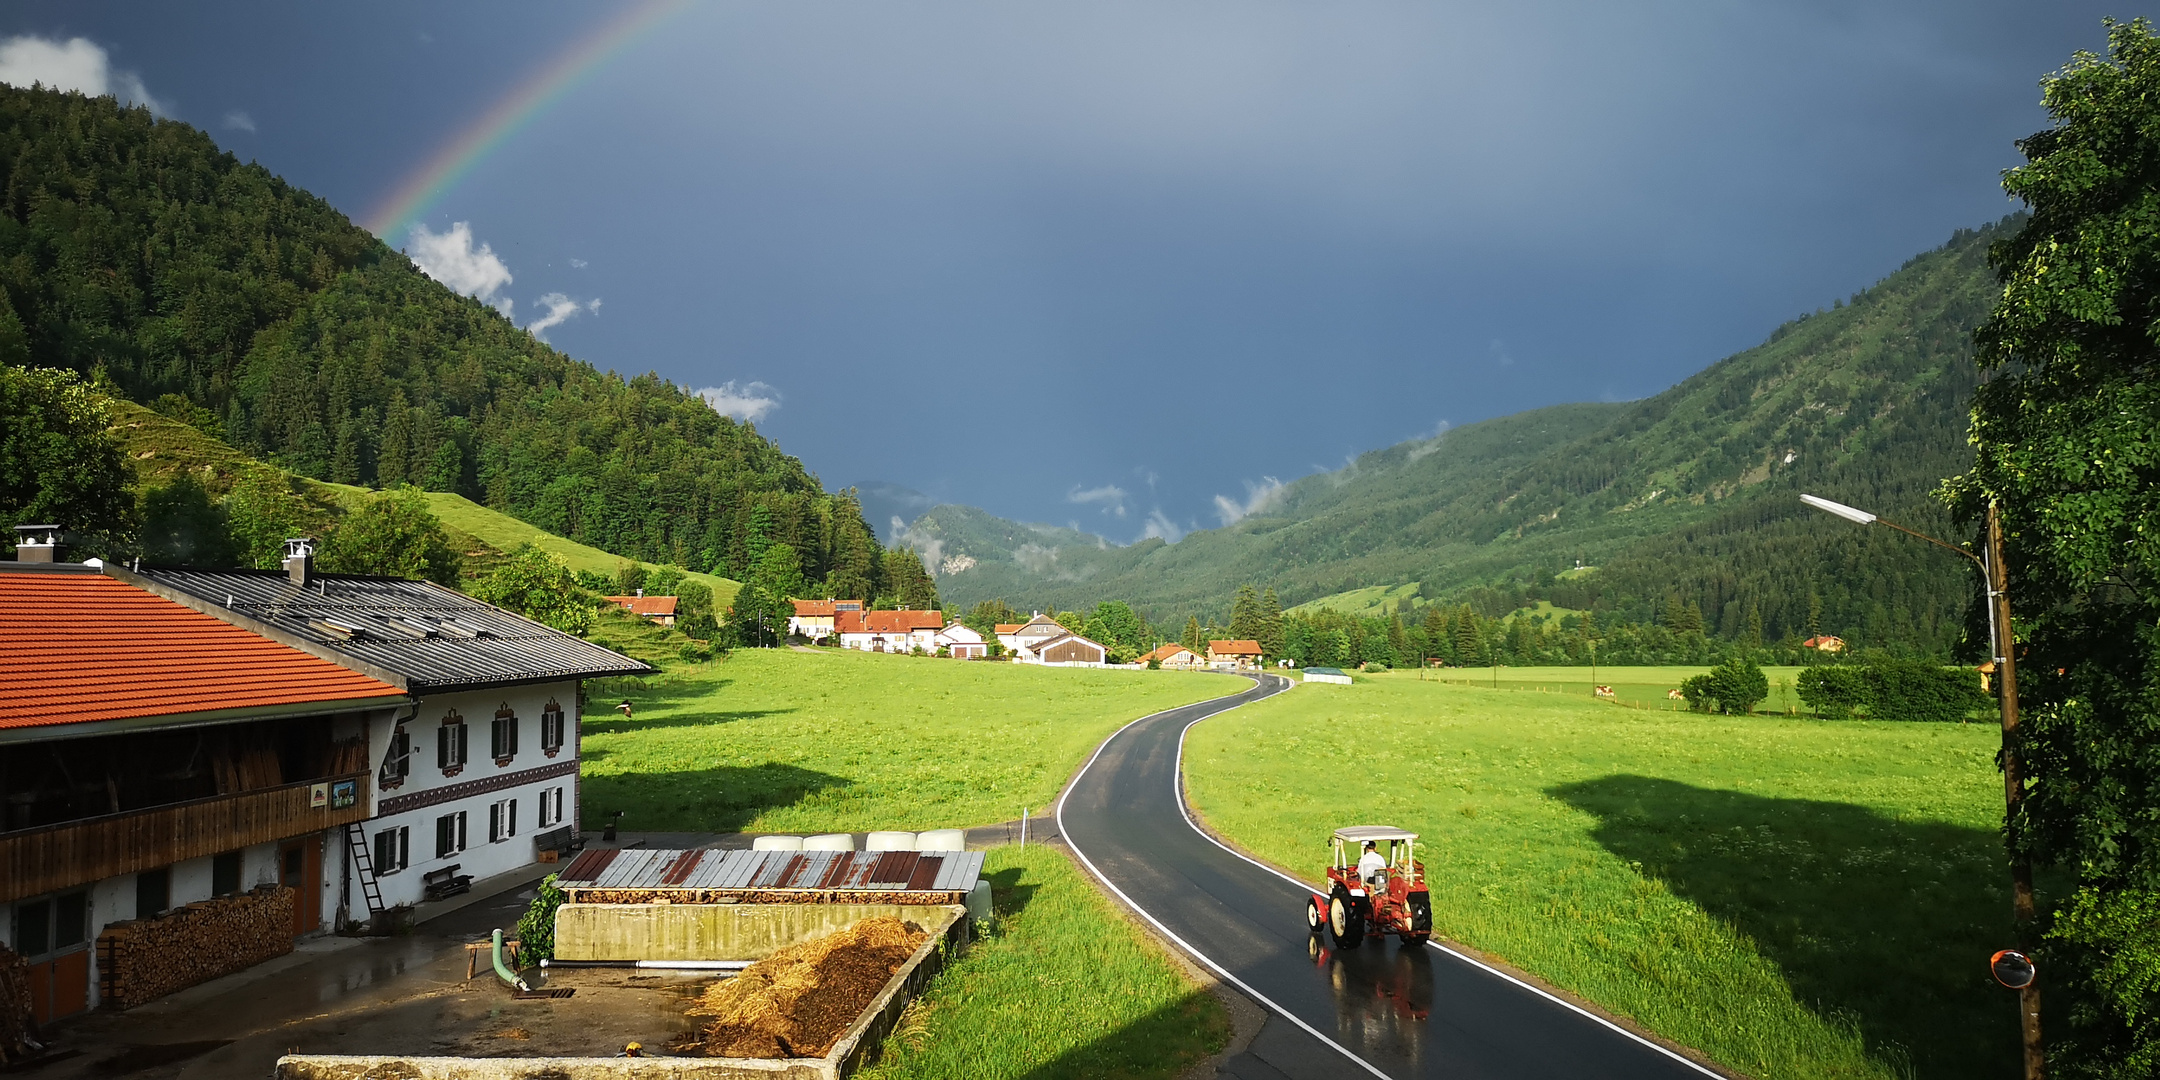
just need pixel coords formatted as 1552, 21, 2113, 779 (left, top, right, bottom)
345, 821, 385, 918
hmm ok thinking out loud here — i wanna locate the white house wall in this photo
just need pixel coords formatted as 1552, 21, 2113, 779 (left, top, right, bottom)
352, 681, 581, 914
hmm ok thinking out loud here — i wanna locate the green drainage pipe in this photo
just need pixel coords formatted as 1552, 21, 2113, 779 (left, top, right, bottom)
492, 929, 533, 992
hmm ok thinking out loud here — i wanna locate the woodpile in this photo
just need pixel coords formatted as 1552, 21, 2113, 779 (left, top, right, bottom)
95, 885, 294, 1008
0, 945, 34, 1063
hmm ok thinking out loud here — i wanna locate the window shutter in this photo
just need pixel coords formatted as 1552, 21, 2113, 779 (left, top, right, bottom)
437, 725, 450, 769
489, 802, 502, 842
457, 722, 468, 766
398, 827, 409, 869
508, 799, 518, 836
437, 816, 453, 858
509, 717, 519, 756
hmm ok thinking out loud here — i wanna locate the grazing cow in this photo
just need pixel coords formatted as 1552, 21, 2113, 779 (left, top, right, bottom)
1594, 685, 1616, 698
1667, 688, 1685, 700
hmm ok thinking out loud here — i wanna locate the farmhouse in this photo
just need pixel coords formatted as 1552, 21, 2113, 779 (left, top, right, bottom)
934, 622, 988, 658
602, 593, 676, 627
0, 551, 411, 1021
130, 542, 652, 923
1208, 639, 1264, 670
787, 598, 864, 643
1024, 633, 1110, 667
996, 615, 1068, 657
1137, 643, 1204, 669
837, 609, 946, 653
1801, 635, 1847, 653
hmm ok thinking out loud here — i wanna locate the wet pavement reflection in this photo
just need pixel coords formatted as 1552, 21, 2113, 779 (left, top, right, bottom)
1307, 933, 1435, 1073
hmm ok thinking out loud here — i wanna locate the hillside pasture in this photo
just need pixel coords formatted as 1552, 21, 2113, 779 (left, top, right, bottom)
581, 648, 1243, 835
1184, 675, 2015, 1080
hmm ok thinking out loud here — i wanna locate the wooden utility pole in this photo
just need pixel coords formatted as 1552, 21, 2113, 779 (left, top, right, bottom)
1987, 502, 2042, 1079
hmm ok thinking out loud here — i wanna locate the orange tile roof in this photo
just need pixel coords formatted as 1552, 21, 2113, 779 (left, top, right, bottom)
792, 599, 838, 617
605, 595, 679, 617
1140, 644, 1195, 663
0, 570, 406, 732
994, 624, 1024, 634
1209, 639, 1263, 655
857, 610, 946, 632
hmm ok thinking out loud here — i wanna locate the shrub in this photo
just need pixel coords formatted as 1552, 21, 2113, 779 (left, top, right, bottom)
1867, 659, 1988, 723
1798, 665, 1867, 720
1679, 674, 1715, 712
514, 874, 565, 964
678, 642, 713, 664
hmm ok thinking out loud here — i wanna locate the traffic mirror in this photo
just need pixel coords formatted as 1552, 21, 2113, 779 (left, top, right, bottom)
1990, 949, 2036, 989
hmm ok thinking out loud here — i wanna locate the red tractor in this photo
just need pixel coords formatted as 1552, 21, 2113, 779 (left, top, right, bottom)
1305, 826, 1432, 948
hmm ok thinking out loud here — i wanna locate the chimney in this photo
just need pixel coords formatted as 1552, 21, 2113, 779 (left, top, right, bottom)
635, 587, 643, 598
282, 538, 316, 586
13, 525, 58, 563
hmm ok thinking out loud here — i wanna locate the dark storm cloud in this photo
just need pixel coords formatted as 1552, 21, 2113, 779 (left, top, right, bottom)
0, 1, 2120, 533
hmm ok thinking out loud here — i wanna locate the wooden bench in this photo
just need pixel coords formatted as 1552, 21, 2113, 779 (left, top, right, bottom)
423, 864, 473, 901
533, 825, 582, 858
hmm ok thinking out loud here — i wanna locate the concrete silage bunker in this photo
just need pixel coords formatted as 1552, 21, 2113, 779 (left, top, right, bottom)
276, 848, 985, 1079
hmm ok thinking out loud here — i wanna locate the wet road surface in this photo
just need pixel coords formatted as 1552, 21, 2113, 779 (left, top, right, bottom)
1057, 674, 1724, 1080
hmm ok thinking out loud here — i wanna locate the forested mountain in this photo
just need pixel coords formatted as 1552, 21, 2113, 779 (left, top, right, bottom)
0, 86, 896, 599
919, 220, 2011, 653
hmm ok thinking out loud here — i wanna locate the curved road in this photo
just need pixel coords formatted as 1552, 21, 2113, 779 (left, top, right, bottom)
1057, 674, 1723, 1080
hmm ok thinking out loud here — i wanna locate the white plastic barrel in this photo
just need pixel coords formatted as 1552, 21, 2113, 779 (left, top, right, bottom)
751, 835, 804, 851
915, 829, 966, 852
804, 833, 855, 851
865, 831, 917, 851
966, 879, 992, 922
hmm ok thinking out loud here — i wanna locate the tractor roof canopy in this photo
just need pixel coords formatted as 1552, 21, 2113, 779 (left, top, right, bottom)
1334, 825, 1418, 843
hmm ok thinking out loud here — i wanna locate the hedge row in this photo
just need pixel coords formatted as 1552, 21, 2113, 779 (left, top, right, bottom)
1796, 661, 1989, 722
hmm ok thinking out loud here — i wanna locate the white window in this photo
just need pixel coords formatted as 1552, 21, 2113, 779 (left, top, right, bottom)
489, 798, 518, 843
540, 700, 566, 757
437, 710, 468, 774
490, 706, 519, 763
538, 786, 564, 828
435, 811, 467, 859
374, 825, 409, 874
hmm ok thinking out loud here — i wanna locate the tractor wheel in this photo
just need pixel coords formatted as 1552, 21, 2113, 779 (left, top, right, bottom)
1306, 897, 1325, 935
1406, 893, 1433, 943
1329, 888, 1366, 949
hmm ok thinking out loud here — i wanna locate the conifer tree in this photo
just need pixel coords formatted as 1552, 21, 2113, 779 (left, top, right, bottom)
1228, 584, 1261, 641
1259, 587, 1286, 660
1183, 615, 1205, 654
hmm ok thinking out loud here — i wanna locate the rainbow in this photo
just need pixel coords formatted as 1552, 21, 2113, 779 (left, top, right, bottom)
364, 0, 692, 241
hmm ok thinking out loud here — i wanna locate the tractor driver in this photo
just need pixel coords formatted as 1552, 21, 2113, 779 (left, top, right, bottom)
1357, 840, 1388, 887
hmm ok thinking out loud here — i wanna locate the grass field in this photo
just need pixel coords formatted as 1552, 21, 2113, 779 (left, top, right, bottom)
413, 491, 741, 609
581, 649, 1244, 835
1424, 664, 1814, 712
1186, 673, 2017, 1080
861, 845, 1228, 1080
1287, 582, 1422, 618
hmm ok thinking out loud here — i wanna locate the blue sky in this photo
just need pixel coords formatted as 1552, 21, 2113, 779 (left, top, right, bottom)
0, 1, 2121, 540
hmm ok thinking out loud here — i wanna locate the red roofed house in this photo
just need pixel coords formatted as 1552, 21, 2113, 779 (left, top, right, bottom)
836, 609, 946, 654
0, 529, 652, 1022
1801, 635, 1847, 653
1209, 639, 1265, 670
603, 593, 677, 627
788, 599, 863, 643
1137, 644, 1204, 670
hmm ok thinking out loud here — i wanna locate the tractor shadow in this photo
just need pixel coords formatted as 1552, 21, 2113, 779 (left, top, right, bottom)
1550, 774, 2018, 1080
578, 761, 850, 835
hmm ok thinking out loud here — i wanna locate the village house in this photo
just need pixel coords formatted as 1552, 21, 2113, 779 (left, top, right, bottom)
995, 615, 1068, 657
1208, 639, 1265, 670
0, 542, 411, 1022
1137, 644, 1205, 669
1801, 635, 1847, 653
933, 622, 988, 659
787, 599, 864, 643
1023, 632, 1109, 666
128, 542, 652, 925
602, 593, 677, 627
836, 609, 946, 654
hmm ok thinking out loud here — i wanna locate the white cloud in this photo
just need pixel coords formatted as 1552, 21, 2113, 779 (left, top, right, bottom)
568, 258, 588, 269
1213, 476, 1286, 526
1067, 483, 1128, 517
696, 381, 781, 423
525, 291, 600, 341
221, 110, 255, 132
408, 223, 514, 312
0, 36, 166, 114
1138, 509, 1185, 544
1406, 419, 1454, 463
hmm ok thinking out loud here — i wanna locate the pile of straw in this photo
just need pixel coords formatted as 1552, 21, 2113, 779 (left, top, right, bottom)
678, 916, 929, 1059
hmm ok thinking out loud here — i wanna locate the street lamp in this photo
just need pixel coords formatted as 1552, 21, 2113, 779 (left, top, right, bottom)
1802, 493, 2041, 1078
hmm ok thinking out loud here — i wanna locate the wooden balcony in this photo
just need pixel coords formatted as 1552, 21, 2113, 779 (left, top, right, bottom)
0, 772, 370, 904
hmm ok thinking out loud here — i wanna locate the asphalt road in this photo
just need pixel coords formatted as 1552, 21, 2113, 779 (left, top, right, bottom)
1057, 673, 1723, 1080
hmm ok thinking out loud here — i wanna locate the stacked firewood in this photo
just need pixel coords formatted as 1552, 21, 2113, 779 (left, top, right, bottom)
0, 945, 34, 1063
95, 885, 294, 1008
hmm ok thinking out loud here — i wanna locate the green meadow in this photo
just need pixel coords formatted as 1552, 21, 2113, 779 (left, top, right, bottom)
861, 845, 1228, 1080
1185, 673, 2017, 1080
1424, 663, 1814, 712
582, 648, 1243, 835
